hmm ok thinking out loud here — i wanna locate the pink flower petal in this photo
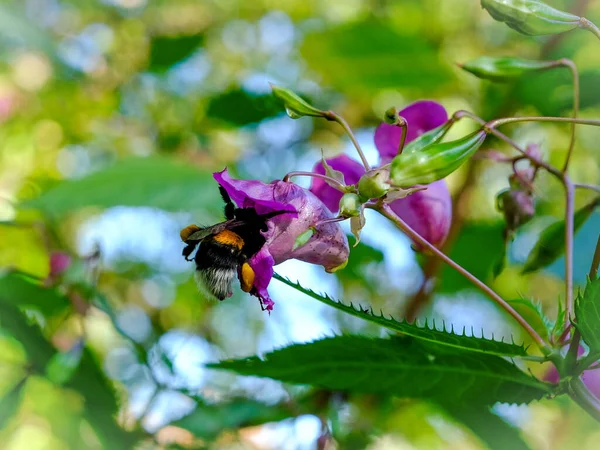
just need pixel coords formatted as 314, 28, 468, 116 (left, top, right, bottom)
309, 155, 365, 213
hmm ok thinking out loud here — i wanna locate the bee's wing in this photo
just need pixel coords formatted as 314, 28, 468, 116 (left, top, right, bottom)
185, 219, 245, 242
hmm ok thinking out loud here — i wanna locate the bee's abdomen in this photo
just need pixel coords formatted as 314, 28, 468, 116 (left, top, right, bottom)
194, 239, 242, 301
213, 230, 244, 249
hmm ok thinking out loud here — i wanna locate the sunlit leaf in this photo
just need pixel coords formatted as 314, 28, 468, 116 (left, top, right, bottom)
45, 339, 84, 386
575, 278, 600, 354
507, 298, 551, 341
209, 335, 551, 405
301, 19, 452, 94
0, 377, 28, 430
22, 157, 217, 218
274, 275, 528, 357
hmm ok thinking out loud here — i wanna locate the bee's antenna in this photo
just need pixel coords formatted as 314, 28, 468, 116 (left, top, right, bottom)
219, 185, 235, 220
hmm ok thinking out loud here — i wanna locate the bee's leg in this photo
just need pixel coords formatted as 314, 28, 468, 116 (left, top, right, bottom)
182, 242, 198, 261
219, 185, 235, 220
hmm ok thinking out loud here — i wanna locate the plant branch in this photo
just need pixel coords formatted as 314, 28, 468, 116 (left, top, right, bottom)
559, 59, 580, 172
370, 203, 551, 352
581, 17, 600, 41
568, 377, 600, 422
324, 111, 371, 171
488, 116, 600, 128
283, 171, 346, 191
575, 183, 600, 194
564, 177, 576, 322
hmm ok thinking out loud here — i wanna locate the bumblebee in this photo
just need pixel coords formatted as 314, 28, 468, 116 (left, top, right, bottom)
180, 185, 286, 305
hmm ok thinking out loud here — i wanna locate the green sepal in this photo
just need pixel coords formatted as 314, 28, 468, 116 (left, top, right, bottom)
270, 84, 326, 119
459, 56, 557, 81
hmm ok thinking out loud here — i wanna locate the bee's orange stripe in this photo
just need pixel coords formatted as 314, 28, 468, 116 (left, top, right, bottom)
213, 230, 244, 249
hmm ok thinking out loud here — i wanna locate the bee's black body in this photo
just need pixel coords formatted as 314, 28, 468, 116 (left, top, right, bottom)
181, 186, 286, 304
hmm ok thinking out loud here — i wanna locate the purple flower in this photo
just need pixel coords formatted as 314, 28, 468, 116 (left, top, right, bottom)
310, 101, 453, 248
214, 169, 349, 311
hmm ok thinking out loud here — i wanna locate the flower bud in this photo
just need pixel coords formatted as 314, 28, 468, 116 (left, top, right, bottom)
49, 251, 71, 277
390, 129, 487, 188
481, 0, 581, 36
270, 84, 326, 119
357, 169, 390, 201
383, 107, 398, 124
339, 193, 362, 217
496, 188, 535, 231
458, 56, 557, 82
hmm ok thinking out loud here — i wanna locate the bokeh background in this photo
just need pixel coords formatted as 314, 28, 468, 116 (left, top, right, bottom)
1, 0, 600, 449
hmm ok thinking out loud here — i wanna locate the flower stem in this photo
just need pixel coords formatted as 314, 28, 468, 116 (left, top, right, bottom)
395, 116, 408, 155
575, 183, 600, 194
488, 116, 600, 128
558, 59, 580, 172
563, 177, 576, 322
284, 171, 346, 192
324, 111, 371, 171
371, 203, 551, 353
568, 377, 600, 422
580, 17, 600, 41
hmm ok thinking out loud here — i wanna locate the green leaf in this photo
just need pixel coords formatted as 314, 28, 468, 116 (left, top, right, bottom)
443, 404, 531, 450
45, 339, 84, 386
174, 398, 290, 440
458, 56, 557, 82
206, 89, 283, 126
148, 34, 204, 72
0, 377, 28, 430
575, 278, 600, 354
301, 19, 452, 94
439, 223, 506, 293
507, 298, 550, 341
522, 199, 599, 274
21, 157, 216, 218
208, 335, 551, 405
0, 272, 70, 317
271, 84, 326, 119
274, 275, 528, 358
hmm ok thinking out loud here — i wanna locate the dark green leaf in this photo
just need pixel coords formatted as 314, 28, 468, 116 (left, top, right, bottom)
301, 19, 452, 94
0, 377, 27, 430
148, 34, 204, 72
274, 274, 528, 357
174, 399, 290, 440
443, 404, 531, 450
575, 278, 600, 354
209, 335, 551, 405
0, 272, 70, 317
206, 89, 283, 126
522, 199, 599, 274
21, 157, 216, 218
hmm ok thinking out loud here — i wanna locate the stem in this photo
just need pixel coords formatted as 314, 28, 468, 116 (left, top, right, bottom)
371, 203, 550, 352
564, 177, 575, 321
569, 377, 600, 422
284, 171, 346, 192
559, 59, 580, 172
489, 116, 600, 128
395, 117, 408, 155
324, 111, 371, 171
581, 17, 600, 41
575, 183, 600, 194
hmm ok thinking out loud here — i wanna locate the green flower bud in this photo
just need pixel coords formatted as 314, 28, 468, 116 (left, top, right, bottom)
458, 56, 557, 82
339, 193, 362, 217
481, 0, 581, 36
270, 84, 326, 119
390, 129, 487, 188
384, 107, 398, 124
402, 119, 454, 155
358, 169, 390, 201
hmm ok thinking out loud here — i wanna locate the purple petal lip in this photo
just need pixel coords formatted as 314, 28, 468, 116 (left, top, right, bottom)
214, 168, 349, 311
374, 100, 448, 163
